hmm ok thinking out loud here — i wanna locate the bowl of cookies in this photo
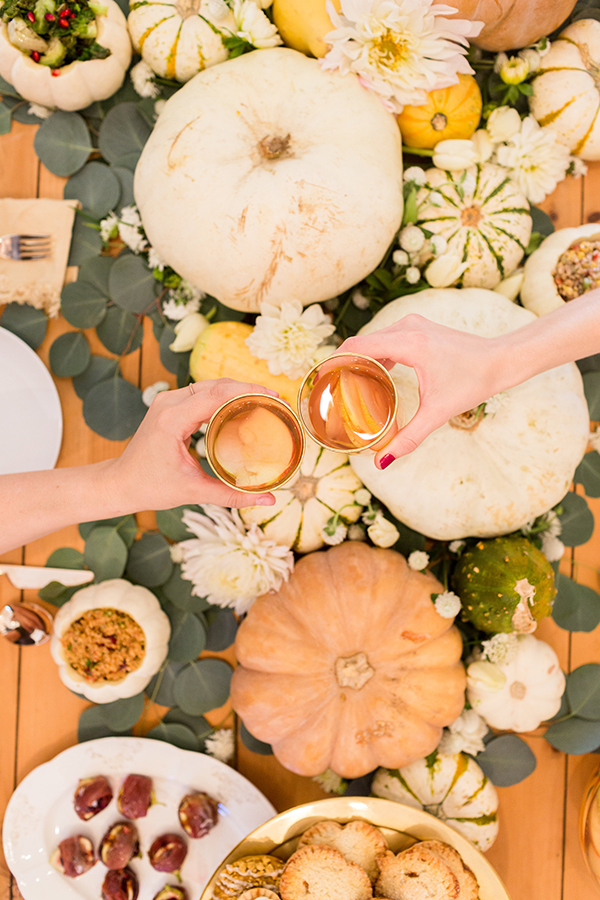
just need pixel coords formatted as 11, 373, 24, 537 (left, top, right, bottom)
199, 796, 510, 900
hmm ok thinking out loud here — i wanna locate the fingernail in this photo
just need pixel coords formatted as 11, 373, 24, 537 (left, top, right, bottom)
256, 495, 275, 506
379, 453, 395, 470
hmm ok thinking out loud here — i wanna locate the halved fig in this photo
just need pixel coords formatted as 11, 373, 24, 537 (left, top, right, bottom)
73, 775, 113, 820
178, 792, 218, 839
153, 887, 189, 900
148, 834, 187, 873
50, 835, 96, 877
101, 867, 139, 900
117, 774, 152, 819
100, 822, 140, 869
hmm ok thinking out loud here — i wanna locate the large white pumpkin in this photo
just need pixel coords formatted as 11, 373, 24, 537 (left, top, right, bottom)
0, 0, 131, 111
350, 288, 590, 541
521, 224, 600, 316
127, 0, 234, 82
530, 19, 600, 159
134, 47, 404, 312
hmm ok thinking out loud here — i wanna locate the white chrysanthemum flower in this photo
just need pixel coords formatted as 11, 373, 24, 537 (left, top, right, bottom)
179, 507, 294, 615
405, 266, 421, 284
368, 514, 399, 548
354, 488, 372, 506
399, 224, 426, 252
541, 534, 565, 562
130, 59, 160, 99
321, 0, 482, 113
162, 281, 204, 321
430, 234, 447, 256
448, 539, 465, 553
403, 165, 427, 185
591, 426, 600, 454
408, 550, 429, 570
348, 523, 367, 541
28, 102, 53, 119
496, 116, 571, 204
484, 392, 508, 415
204, 728, 235, 763
100, 212, 119, 243
147, 247, 165, 271
195, 435, 206, 457
313, 769, 347, 794
569, 156, 588, 178
352, 289, 370, 309
434, 590, 461, 618
208, 0, 230, 18
322, 522, 348, 546
392, 249, 410, 266
246, 301, 336, 379
232, 0, 281, 47
170, 543, 186, 564
481, 632, 518, 665
118, 205, 148, 254
438, 708, 488, 756
142, 380, 170, 406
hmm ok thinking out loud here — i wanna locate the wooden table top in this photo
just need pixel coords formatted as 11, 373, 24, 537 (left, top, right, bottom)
1, 119, 600, 900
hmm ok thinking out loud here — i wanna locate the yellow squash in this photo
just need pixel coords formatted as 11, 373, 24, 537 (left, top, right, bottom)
397, 75, 482, 150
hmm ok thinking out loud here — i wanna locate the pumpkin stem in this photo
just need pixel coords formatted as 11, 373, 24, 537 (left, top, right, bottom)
258, 134, 292, 160
449, 406, 484, 431
431, 112, 447, 132
335, 651, 375, 690
461, 206, 483, 228
290, 474, 319, 503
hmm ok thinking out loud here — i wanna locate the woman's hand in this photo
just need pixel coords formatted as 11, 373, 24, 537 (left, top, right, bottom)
106, 379, 277, 511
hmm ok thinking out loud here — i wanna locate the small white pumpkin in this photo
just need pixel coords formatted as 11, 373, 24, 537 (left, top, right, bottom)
372, 750, 499, 852
240, 437, 364, 553
350, 288, 590, 541
50, 578, 170, 703
127, 0, 234, 82
521, 224, 600, 316
416, 163, 532, 289
467, 634, 565, 732
0, 0, 131, 111
530, 19, 600, 160
134, 47, 404, 312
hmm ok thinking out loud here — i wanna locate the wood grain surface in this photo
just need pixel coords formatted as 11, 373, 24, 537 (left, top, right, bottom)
1, 119, 600, 900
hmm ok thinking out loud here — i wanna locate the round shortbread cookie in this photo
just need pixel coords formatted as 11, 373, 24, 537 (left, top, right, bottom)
416, 842, 479, 900
213, 855, 284, 899
280, 845, 373, 900
298, 819, 389, 883
375, 846, 459, 900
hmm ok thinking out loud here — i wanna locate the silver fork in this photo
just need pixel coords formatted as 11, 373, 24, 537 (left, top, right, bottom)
0, 233, 51, 261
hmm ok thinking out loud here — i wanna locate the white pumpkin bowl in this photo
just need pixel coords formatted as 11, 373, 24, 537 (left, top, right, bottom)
0, 0, 132, 111
50, 578, 170, 703
134, 47, 404, 312
350, 288, 590, 541
521, 223, 600, 316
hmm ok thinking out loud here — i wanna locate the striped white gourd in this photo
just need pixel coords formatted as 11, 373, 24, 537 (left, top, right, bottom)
416, 163, 532, 289
127, 0, 234, 82
240, 437, 363, 553
372, 751, 499, 852
530, 19, 600, 160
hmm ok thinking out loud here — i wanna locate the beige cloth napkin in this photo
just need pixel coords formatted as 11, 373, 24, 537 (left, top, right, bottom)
0, 198, 78, 317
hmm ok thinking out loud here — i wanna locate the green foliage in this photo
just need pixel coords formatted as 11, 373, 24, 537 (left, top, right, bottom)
83, 377, 146, 440
78, 705, 132, 742
165, 607, 207, 663
126, 533, 172, 587
162, 565, 210, 614
155, 506, 197, 542
146, 661, 185, 707
574, 452, 600, 498
64, 162, 120, 218
49, 331, 91, 378
46, 547, 85, 569
97, 694, 145, 731
84, 525, 128, 580
173, 658, 233, 716
529, 206, 555, 237
146, 721, 199, 751
545, 665, 600, 754
38, 581, 81, 605
79, 514, 137, 546
72, 355, 119, 400
475, 734, 536, 787
67, 216, 103, 266
240, 722, 273, 756
553, 573, 600, 632
98, 102, 152, 167
0, 100, 14, 135
109, 254, 157, 314
34, 111, 92, 176
205, 608, 238, 651
61, 280, 108, 329
96, 306, 143, 356
0, 302, 48, 348
584, 371, 600, 419
558, 492, 595, 546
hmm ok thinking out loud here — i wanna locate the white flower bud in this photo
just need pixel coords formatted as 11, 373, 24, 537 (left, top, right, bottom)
351, 290, 370, 309
207, 0, 230, 17
368, 515, 399, 548
403, 166, 427, 185
494, 52, 509, 74
428, 190, 443, 206
348, 524, 367, 541
392, 249, 410, 266
432, 139, 477, 171
518, 47, 541, 73
500, 55, 529, 84
408, 550, 429, 571
142, 381, 170, 406
425, 253, 468, 288
354, 488, 372, 506
405, 266, 421, 284
434, 590, 461, 618
430, 235, 447, 256
487, 106, 522, 144
399, 225, 426, 253
169, 312, 209, 352
471, 129, 494, 163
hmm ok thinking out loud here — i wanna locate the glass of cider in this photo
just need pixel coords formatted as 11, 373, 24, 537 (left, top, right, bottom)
298, 353, 400, 453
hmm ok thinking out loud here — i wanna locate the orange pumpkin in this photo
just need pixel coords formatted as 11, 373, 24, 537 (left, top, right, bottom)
397, 75, 482, 150
231, 542, 466, 779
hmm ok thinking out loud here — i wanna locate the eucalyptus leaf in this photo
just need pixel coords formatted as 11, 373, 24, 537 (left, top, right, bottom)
574, 452, 600, 498
61, 281, 108, 329
387, 514, 426, 556
240, 722, 273, 756
0, 302, 47, 349
10, 102, 45, 125
146, 661, 185, 707
98, 693, 145, 731
162, 565, 209, 613
46, 547, 85, 569
155, 506, 198, 542
548, 687, 570, 721
545, 716, 600, 754
79, 706, 132, 743
584, 371, 600, 420
49, 331, 91, 378
84, 525, 128, 580
558, 492, 595, 546
79, 514, 137, 547
34, 111, 92, 176
73, 356, 119, 400
0, 74, 19, 97
109, 255, 157, 314
112, 165, 135, 212
38, 581, 81, 605
553, 574, 600, 632
529, 206, 555, 236
577, 353, 600, 375
78, 256, 114, 294
67, 217, 103, 266
98, 103, 152, 166
474, 734, 536, 786
0, 100, 13, 135
126, 533, 172, 587
64, 162, 120, 218
96, 306, 143, 356
173, 658, 233, 716
205, 608, 238, 651
146, 721, 199, 752
167, 608, 207, 663
159, 325, 182, 374
163, 708, 212, 745
566, 664, 600, 719
83, 377, 146, 441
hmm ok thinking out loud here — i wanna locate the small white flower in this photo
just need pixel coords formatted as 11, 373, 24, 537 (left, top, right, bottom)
408, 550, 429, 570
518, 47, 541, 73
162, 281, 204, 321
481, 632, 518, 665
207, 0, 230, 18
231, 0, 281, 48
425, 252, 468, 287
448, 539, 465, 553
484, 392, 508, 416
494, 51, 508, 74
100, 212, 119, 243
130, 59, 159, 99
403, 166, 427, 185
170, 542, 186, 564
324, 296, 340, 312
204, 728, 235, 763
541, 534, 565, 562
118, 205, 148, 254
591, 426, 600, 454
520, 518, 535, 535
434, 590, 461, 618
169, 312, 209, 352
348, 523, 367, 541
27, 102, 53, 119
179, 506, 294, 615
154, 99, 166, 118
496, 116, 571, 204
405, 266, 421, 284
368, 514, 399, 548
147, 247, 165, 272
470, 128, 494, 163
486, 105, 521, 144
399, 224, 426, 253
430, 235, 447, 256
569, 155, 588, 178
499, 54, 529, 84
428, 190, 443, 206
536, 37, 551, 58
195, 435, 206, 457
438, 708, 488, 756
432, 139, 477, 171
494, 268, 524, 302
312, 769, 347, 794
352, 289, 370, 310
392, 249, 409, 266
542, 510, 562, 538
322, 522, 348, 546
142, 380, 170, 406
354, 488, 372, 506
246, 301, 335, 379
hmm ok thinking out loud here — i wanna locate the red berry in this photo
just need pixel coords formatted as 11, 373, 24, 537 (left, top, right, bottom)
45, 12, 55, 19
31, 50, 40, 61
68, 9, 76, 16
51, 68, 60, 75
59, 17, 69, 26
27, 10, 35, 21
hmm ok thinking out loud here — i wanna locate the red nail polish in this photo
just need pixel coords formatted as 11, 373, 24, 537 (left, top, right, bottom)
379, 453, 395, 470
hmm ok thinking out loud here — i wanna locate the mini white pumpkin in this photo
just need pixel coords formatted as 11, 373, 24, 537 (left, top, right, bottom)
467, 634, 565, 732
127, 0, 234, 82
350, 288, 590, 541
0, 0, 132, 111
134, 47, 404, 312
372, 750, 499, 852
416, 163, 532, 289
521, 224, 600, 316
530, 19, 600, 160
240, 437, 364, 553
50, 578, 170, 703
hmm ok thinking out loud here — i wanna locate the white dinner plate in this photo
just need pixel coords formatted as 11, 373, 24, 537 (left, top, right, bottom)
0, 326, 62, 475
2, 736, 277, 900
